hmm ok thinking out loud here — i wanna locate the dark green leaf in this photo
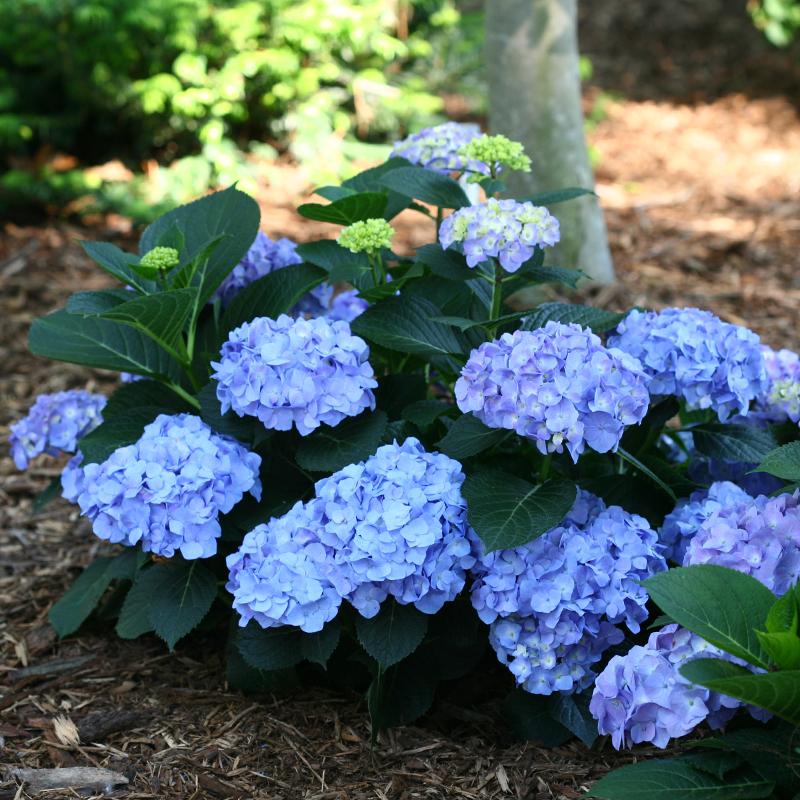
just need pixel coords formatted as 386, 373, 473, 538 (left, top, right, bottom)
197, 382, 258, 444
295, 240, 371, 283
547, 693, 597, 747
523, 187, 595, 206
521, 302, 626, 333
618, 447, 677, 500
226, 644, 298, 694
297, 192, 388, 225
502, 690, 571, 746
755, 629, 800, 669
692, 424, 777, 464
766, 590, 799, 634
415, 243, 474, 282
680, 659, 800, 725
236, 623, 304, 671
401, 400, 452, 429
221, 263, 327, 335
49, 550, 141, 637
375, 374, 427, 418
313, 185, 355, 202
80, 241, 154, 293
66, 289, 132, 315
295, 410, 388, 473
342, 157, 414, 219
437, 414, 509, 460
756, 442, 800, 482
519, 264, 583, 288
644, 565, 776, 668
32, 477, 62, 514
351, 295, 466, 357
29, 310, 180, 379
367, 654, 437, 732
463, 471, 577, 553
301, 619, 341, 667
589, 758, 774, 799
116, 577, 155, 639
78, 407, 161, 464
356, 601, 428, 669
104, 380, 190, 417
139, 186, 260, 308
146, 560, 218, 650
379, 166, 469, 209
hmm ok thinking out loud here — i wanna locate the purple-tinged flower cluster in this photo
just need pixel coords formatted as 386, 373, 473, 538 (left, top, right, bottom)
226, 439, 476, 631
63, 414, 261, 559
658, 481, 752, 564
9, 390, 107, 470
608, 308, 767, 422
212, 314, 377, 436
456, 322, 650, 461
439, 198, 560, 273
213, 231, 303, 306
390, 121, 484, 175
471, 495, 667, 694
755, 345, 800, 423
685, 489, 800, 594
591, 624, 747, 749
326, 288, 369, 323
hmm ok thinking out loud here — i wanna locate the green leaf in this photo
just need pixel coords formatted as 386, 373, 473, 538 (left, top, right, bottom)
80, 241, 154, 293
49, 550, 141, 637
313, 185, 355, 202
78, 407, 161, 464
197, 382, 259, 444
502, 690, 571, 746
589, 758, 774, 799
375, 374, 427, 418
295, 240, 371, 283
463, 471, 577, 553
547, 694, 597, 747
139, 185, 260, 308
415, 243, 474, 282
66, 289, 133, 314
146, 561, 218, 650
680, 658, 800, 725
437, 413, 510, 460
104, 380, 191, 417
366, 654, 438, 732
756, 441, 800, 482
236, 623, 304, 671
29, 310, 180, 379
342, 157, 414, 219
115, 577, 155, 639
692, 424, 778, 464
379, 166, 470, 209
295, 410, 388, 473
519, 264, 583, 288
522, 187, 595, 206
643, 565, 776, 668
32, 477, 62, 514
297, 191, 388, 225
301, 619, 341, 667
521, 302, 626, 333
351, 295, 466, 357
221, 263, 327, 335
356, 601, 428, 669
618, 446, 677, 500
766, 590, 799, 634
755, 629, 800, 669
401, 400, 452, 429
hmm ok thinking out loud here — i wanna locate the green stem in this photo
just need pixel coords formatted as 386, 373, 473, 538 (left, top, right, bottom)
538, 454, 552, 482
166, 381, 201, 410
489, 260, 503, 323
435, 206, 443, 237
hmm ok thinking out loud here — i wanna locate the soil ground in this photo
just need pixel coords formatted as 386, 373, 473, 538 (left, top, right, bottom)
2, 2, 799, 798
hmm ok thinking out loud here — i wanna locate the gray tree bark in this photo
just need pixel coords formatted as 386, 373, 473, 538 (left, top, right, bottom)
486, 0, 615, 284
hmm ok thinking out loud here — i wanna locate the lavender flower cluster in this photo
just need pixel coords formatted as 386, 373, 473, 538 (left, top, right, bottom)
62, 414, 261, 559
212, 314, 377, 436
439, 198, 560, 272
390, 121, 484, 175
608, 308, 767, 422
591, 624, 746, 749
755, 344, 800, 423
9, 390, 107, 469
456, 322, 651, 461
471, 494, 667, 694
226, 438, 476, 632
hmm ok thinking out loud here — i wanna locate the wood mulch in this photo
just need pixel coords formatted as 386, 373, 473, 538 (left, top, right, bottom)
2, 1, 799, 797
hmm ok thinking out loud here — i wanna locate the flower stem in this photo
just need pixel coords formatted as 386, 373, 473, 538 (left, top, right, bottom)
166, 381, 201, 411
490, 260, 503, 322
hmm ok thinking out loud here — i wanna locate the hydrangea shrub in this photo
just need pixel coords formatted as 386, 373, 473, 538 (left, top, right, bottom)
13, 133, 800, 763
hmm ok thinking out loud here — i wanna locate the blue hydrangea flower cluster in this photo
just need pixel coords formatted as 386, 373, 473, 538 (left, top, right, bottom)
62, 414, 261, 559
658, 481, 752, 563
608, 308, 767, 422
685, 489, 800, 595
326, 288, 369, 323
226, 438, 476, 631
755, 345, 800, 423
9, 390, 107, 470
212, 314, 377, 436
456, 322, 651, 461
471, 496, 667, 694
591, 624, 745, 749
390, 121, 484, 174
439, 198, 560, 272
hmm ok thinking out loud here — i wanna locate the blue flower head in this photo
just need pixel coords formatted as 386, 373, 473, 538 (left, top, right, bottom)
456, 321, 650, 461
439, 198, 560, 273
9, 390, 107, 470
390, 121, 484, 174
608, 308, 767, 422
63, 414, 261, 559
212, 314, 377, 436
755, 345, 800, 424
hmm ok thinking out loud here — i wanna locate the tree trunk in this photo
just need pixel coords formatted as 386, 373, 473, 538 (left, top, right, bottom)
485, 0, 615, 284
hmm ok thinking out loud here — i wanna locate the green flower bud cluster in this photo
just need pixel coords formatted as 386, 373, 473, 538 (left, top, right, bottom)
140, 246, 180, 272
459, 134, 532, 180
337, 219, 394, 255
